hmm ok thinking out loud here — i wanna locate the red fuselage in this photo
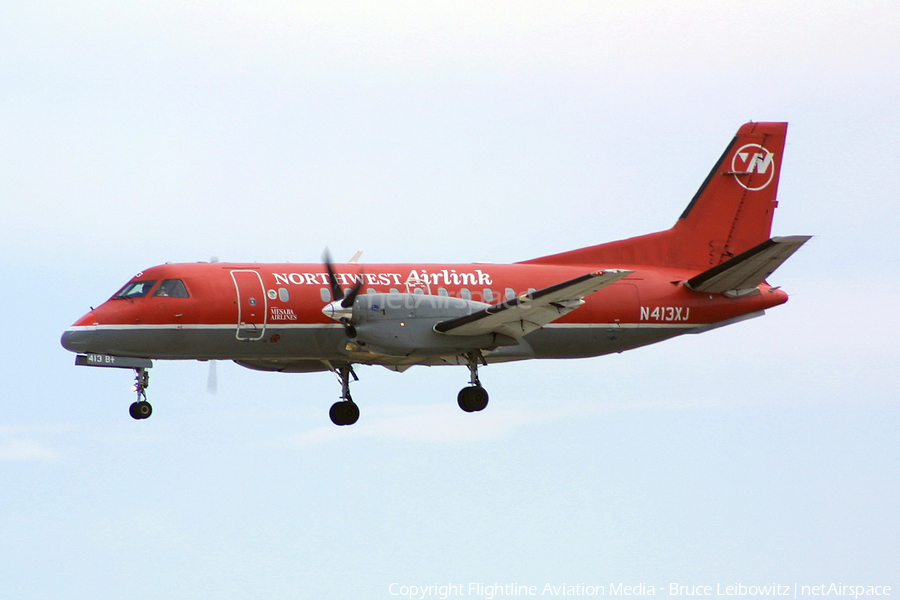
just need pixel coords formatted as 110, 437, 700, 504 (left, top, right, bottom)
62, 260, 788, 365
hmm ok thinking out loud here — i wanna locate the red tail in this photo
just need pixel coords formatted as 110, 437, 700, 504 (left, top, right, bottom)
520, 122, 788, 270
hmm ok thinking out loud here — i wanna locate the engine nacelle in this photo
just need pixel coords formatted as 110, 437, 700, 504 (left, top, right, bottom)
347, 293, 516, 357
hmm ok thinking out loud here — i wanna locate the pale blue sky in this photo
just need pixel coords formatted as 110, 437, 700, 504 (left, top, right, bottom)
1, 2, 898, 598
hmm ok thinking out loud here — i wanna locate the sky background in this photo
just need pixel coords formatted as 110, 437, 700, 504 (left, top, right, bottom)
2, 1, 899, 598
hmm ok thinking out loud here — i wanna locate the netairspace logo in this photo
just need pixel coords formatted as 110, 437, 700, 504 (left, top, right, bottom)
670, 584, 892, 599
387, 582, 892, 600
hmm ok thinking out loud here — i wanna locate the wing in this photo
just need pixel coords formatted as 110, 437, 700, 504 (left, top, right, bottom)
434, 270, 632, 338
686, 235, 810, 297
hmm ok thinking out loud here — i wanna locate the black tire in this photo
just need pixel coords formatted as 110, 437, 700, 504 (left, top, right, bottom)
329, 402, 343, 425
344, 401, 360, 425
130, 401, 152, 420
330, 401, 360, 426
457, 387, 475, 412
135, 401, 152, 419
468, 386, 489, 412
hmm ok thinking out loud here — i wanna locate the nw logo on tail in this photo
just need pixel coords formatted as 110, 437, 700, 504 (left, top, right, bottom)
731, 143, 775, 191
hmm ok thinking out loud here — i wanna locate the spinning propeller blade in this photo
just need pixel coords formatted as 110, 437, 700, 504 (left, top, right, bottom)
341, 277, 364, 308
322, 248, 344, 303
321, 249, 365, 335
322, 248, 364, 308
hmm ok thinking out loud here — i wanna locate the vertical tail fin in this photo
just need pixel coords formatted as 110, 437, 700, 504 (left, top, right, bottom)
518, 122, 788, 270
667, 121, 787, 269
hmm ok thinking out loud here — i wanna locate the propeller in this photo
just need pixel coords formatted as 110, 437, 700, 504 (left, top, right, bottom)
323, 248, 364, 308
321, 249, 364, 332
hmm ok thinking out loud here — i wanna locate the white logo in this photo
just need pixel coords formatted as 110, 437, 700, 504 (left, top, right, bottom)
731, 143, 775, 191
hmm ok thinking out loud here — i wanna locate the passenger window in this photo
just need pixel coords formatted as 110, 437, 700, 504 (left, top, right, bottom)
389, 288, 399, 294
483, 288, 494, 302
461, 287, 471, 300
367, 288, 377, 294
320, 287, 332, 302
505, 287, 516, 301
438, 287, 448, 297
279, 288, 290, 302
152, 279, 190, 298
113, 280, 158, 299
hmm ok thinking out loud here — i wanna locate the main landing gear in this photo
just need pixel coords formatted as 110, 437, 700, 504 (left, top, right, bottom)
329, 364, 360, 426
324, 355, 489, 426
129, 367, 152, 420
457, 351, 489, 413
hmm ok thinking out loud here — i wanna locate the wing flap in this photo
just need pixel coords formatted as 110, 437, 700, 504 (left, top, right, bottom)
686, 235, 810, 296
435, 270, 632, 338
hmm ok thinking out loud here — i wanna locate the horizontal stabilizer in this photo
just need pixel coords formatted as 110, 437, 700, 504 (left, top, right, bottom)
435, 270, 632, 338
686, 236, 810, 296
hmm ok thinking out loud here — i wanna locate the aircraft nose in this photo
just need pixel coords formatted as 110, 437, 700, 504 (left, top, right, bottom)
61, 327, 96, 353
61, 309, 99, 353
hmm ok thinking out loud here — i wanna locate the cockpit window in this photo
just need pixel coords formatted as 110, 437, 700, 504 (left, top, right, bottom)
113, 280, 158, 299
152, 279, 190, 298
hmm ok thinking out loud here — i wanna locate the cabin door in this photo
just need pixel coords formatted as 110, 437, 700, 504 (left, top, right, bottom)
231, 270, 267, 341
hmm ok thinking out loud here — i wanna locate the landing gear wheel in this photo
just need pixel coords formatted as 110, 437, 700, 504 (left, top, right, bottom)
457, 386, 489, 413
329, 401, 360, 426
128, 367, 152, 420
129, 401, 152, 420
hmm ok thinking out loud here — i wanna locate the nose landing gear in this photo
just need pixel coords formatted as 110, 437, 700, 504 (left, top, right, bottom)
129, 367, 152, 420
73, 355, 155, 421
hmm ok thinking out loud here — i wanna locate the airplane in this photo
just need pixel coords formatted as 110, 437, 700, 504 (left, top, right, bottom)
61, 122, 809, 426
